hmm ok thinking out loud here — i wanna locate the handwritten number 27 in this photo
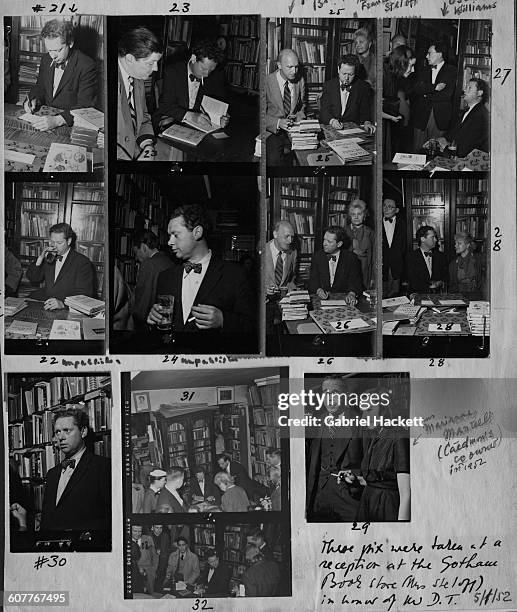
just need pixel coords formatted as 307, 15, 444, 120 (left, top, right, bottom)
494, 68, 511, 85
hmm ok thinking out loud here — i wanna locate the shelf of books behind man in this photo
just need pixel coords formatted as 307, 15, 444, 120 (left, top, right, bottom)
459, 20, 491, 95
7, 375, 111, 530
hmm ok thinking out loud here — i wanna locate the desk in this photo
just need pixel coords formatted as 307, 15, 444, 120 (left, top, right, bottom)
5, 104, 103, 172
5, 300, 104, 355
293, 123, 374, 167
384, 149, 490, 172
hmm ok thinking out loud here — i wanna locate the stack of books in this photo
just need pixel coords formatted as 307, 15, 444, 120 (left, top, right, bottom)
467, 301, 490, 336
64, 295, 105, 317
4, 298, 28, 317
70, 108, 104, 149
288, 120, 320, 150
278, 290, 310, 321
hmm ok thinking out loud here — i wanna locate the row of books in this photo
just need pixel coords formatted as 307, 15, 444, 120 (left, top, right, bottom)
169, 453, 189, 468
253, 408, 277, 428
194, 527, 216, 546
227, 16, 259, 37
227, 38, 259, 63
457, 179, 488, 192
282, 211, 315, 235
223, 529, 243, 550
464, 21, 490, 41
330, 191, 361, 204
168, 431, 187, 444
20, 212, 57, 237
94, 435, 111, 457
193, 450, 213, 465
166, 17, 192, 46
21, 186, 60, 200
254, 430, 279, 451
281, 199, 313, 210
304, 65, 326, 83
116, 259, 137, 285
19, 239, 47, 258
76, 243, 105, 263
72, 216, 104, 242
16, 85, 31, 105
456, 206, 488, 215
11, 445, 60, 480
225, 62, 259, 90
299, 236, 315, 254
292, 39, 326, 64
462, 66, 490, 88
82, 395, 112, 432
193, 426, 210, 440
465, 42, 490, 55
280, 181, 317, 198
253, 376, 281, 405
9, 411, 54, 448
455, 218, 488, 239
328, 213, 348, 227
412, 217, 445, 240
465, 56, 491, 67
19, 34, 46, 54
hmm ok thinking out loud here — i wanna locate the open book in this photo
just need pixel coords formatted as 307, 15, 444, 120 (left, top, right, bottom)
183, 95, 228, 133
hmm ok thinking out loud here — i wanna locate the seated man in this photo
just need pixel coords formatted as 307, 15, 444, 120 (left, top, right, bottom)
199, 549, 231, 596
265, 220, 298, 297
154, 40, 229, 133
406, 225, 448, 294
23, 19, 98, 131
26, 222, 95, 311
308, 226, 363, 306
117, 27, 162, 160
265, 49, 306, 166
164, 536, 200, 587
319, 54, 375, 133
188, 466, 220, 506
147, 204, 256, 348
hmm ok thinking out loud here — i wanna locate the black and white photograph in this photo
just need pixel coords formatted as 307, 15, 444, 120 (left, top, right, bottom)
382, 19, 490, 171
305, 373, 410, 523
382, 175, 490, 357
111, 15, 259, 165
7, 373, 112, 552
110, 173, 259, 354
265, 174, 377, 356
4, 15, 104, 173
266, 18, 376, 168
4, 178, 106, 355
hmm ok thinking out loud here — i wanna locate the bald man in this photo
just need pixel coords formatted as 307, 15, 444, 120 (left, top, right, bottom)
265, 220, 298, 295
266, 49, 306, 166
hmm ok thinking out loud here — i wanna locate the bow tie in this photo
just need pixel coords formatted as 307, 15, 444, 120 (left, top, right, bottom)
189, 73, 201, 82
340, 84, 352, 92
55, 255, 63, 262
327, 255, 337, 262
184, 261, 202, 274
423, 251, 432, 258
61, 458, 76, 470
432, 65, 438, 70
384, 217, 394, 223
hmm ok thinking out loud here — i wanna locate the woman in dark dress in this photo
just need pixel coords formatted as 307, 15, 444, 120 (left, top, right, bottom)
448, 232, 484, 296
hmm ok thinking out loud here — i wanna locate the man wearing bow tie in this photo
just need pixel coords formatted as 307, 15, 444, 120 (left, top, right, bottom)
154, 40, 229, 133
412, 41, 457, 153
406, 226, 448, 294
382, 198, 406, 298
308, 227, 363, 305
23, 19, 98, 131
147, 204, 256, 351
26, 223, 95, 311
319, 54, 375, 133
40, 408, 111, 537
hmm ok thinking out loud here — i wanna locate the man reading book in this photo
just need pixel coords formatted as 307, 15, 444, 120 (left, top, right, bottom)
26, 222, 95, 310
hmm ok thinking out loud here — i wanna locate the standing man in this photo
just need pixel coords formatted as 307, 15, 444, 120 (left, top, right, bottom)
266, 49, 306, 166
241, 544, 280, 597
156, 467, 187, 513
406, 225, 448, 294
23, 19, 98, 131
154, 40, 229, 133
265, 220, 298, 296
117, 27, 162, 160
132, 230, 173, 329
150, 524, 171, 592
131, 525, 158, 594
141, 468, 167, 513
216, 454, 266, 501
382, 198, 406, 298
27, 222, 95, 311
40, 408, 110, 538
412, 41, 457, 152
319, 54, 375, 133
308, 226, 363, 304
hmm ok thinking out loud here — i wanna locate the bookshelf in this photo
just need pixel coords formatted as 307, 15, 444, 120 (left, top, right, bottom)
192, 524, 216, 569
268, 175, 371, 284
215, 403, 250, 465
458, 20, 491, 101
452, 178, 489, 254
403, 179, 447, 252
8, 181, 105, 299
223, 16, 260, 94
8, 374, 111, 528
7, 15, 104, 107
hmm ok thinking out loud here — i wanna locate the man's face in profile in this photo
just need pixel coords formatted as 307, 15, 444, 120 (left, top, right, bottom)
44, 36, 71, 65
127, 52, 162, 80
191, 56, 217, 79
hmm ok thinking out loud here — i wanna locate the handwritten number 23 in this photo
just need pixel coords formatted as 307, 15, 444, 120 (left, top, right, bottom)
170, 2, 191, 11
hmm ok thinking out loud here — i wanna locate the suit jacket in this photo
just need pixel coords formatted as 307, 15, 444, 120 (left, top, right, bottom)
308, 249, 363, 295
264, 241, 298, 290
446, 102, 489, 158
29, 48, 97, 126
141, 486, 163, 513
413, 63, 457, 131
135, 534, 158, 571
242, 559, 280, 597
40, 451, 110, 532
266, 71, 306, 134
26, 249, 95, 301
201, 562, 231, 596
155, 257, 256, 335
406, 248, 449, 293
221, 485, 250, 512
188, 476, 220, 505
156, 487, 187, 513
117, 66, 156, 160
133, 251, 174, 328
319, 77, 372, 125
153, 61, 228, 130
166, 548, 200, 585
382, 216, 407, 281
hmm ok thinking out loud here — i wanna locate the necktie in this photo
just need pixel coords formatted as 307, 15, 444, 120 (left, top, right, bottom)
61, 458, 76, 470
189, 73, 200, 82
127, 76, 137, 135
184, 261, 202, 274
274, 252, 284, 286
283, 80, 291, 117
384, 217, 394, 223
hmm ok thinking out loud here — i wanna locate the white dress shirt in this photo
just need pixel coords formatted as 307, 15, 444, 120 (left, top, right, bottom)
340, 86, 350, 116
52, 61, 67, 97
328, 250, 340, 287
207, 568, 215, 583
383, 216, 397, 248
461, 101, 480, 123
431, 60, 445, 85
187, 62, 201, 110
54, 248, 71, 282
420, 248, 433, 276
182, 250, 212, 324
56, 445, 86, 504
118, 59, 132, 98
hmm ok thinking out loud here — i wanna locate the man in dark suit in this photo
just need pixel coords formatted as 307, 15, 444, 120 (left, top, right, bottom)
382, 198, 407, 298
154, 40, 229, 133
246, 529, 274, 560
319, 54, 375, 133
23, 19, 98, 131
147, 204, 256, 352
242, 544, 280, 597
406, 225, 449, 294
188, 466, 220, 506
132, 230, 174, 330
266, 48, 306, 166
200, 549, 231, 596
308, 226, 363, 304
150, 524, 171, 592
156, 467, 188, 513
216, 454, 266, 502
40, 408, 110, 538
26, 222, 95, 311
117, 27, 162, 160
412, 41, 457, 152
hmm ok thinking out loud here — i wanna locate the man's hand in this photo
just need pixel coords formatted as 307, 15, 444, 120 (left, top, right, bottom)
435, 82, 446, 92
32, 114, 66, 131
362, 121, 376, 134
44, 298, 65, 311
345, 291, 357, 307
436, 137, 449, 151
329, 118, 343, 129
316, 288, 329, 300
184, 111, 213, 131
147, 303, 165, 326
191, 304, 224, 329
278, 117, 294, 131
10, 503, 27, 528
266, 284, 279, 296
158, 116, 175, 131
23, 97, 38, 114
220, 114, 230, 129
